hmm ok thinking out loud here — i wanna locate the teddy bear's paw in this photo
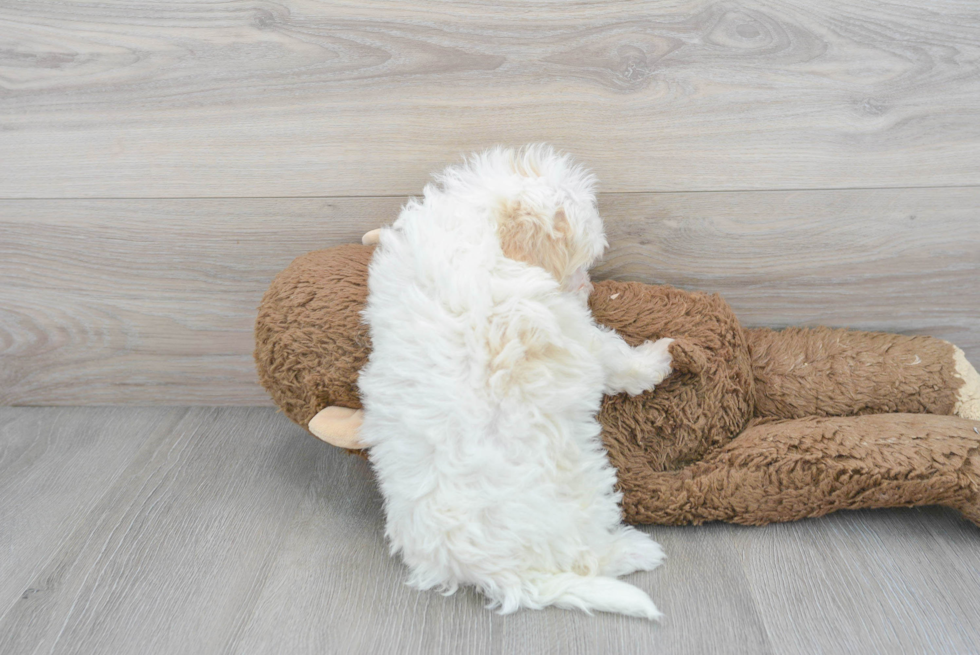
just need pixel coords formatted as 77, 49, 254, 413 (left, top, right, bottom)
953, 346, 980, 421
308, 406, 365, 448
665, 337, 708, 375
601, 527, 666, 578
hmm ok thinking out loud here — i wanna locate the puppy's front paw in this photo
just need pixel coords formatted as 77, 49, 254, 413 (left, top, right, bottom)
602, 336, 675, 396
625, 338, 673, 395
637, 338, 673, 376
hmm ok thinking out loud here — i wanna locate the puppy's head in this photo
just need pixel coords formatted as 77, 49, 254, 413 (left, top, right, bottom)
496, 203, 603, 299
490, 146, 606, 299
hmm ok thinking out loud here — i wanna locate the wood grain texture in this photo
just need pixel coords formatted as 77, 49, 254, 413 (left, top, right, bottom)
595, 187, 980, 350
0, 197, 398, 404
0, 407, 323, 655
2, 188, 977, 405
732, 509, 980, 653
2, 0, 980, 197
2, 407, 978, 654
229, 420, 775, 655
0, 407, 186, 611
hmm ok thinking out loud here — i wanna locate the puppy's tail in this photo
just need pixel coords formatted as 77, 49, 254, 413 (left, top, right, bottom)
518, 573, 662, 621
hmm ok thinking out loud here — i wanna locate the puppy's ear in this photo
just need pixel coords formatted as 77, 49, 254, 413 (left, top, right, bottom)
496, 203, 571, 283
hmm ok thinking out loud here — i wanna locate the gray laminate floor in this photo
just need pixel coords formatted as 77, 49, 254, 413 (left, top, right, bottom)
2, 407, 978, 655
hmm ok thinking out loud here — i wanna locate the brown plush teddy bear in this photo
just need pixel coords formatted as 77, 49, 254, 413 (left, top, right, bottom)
255, 241, 980, 526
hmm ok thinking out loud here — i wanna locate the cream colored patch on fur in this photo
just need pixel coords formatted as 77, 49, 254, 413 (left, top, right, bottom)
953, 346, 980, 420
495, 201, 573, 284
486, 313, 567, 394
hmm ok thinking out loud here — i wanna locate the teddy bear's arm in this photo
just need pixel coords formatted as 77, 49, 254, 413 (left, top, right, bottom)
618, 413, 980, 527
745, 327, 980, 421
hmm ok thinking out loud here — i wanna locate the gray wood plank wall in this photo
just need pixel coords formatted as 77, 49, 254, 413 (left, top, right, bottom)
3, 0, 980, 197
1, 0, 979, 404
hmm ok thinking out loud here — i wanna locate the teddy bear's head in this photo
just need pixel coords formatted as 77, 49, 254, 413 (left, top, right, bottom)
255, 244, 374, 430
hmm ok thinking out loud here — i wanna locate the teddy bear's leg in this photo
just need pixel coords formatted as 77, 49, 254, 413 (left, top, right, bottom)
744, 326, 980, 421
618, 413, 980, 527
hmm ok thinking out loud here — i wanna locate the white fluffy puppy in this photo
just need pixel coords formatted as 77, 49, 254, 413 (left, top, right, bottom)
358, 145, 674, 620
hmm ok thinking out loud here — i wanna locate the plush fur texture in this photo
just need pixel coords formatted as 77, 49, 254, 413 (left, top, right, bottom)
355, 147, 674, 619
587, 284, 979, 525
255, 246, 980, 530
255, 244, 371, 425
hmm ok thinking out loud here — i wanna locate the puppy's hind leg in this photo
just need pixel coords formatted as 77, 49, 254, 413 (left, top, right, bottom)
518, 573, 662, 621
600, 526, 666, 578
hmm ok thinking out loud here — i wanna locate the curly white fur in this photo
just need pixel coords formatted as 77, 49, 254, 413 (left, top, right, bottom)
358, 145, 673, 620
